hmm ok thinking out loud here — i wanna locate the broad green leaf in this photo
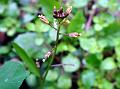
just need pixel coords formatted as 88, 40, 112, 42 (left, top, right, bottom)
82, 70, 95, 88
79, 37, 103, 53
26, 74, 37, 87
67, 11, 85, 33
46, 70, 58, 82
100, 57, 116, 70
35, 37, 44, 46
22, 14, 34, 23
86, 54, 101, 68
6, 2, 19, 17
13, 42, 40, 77
101, 79, 113, 89
57, 75, 72, 89
62, 54, 80, 73
26, 23, 36, 31
14, 32, 46, 58
0, 4, 5, 14
0, 61, 28, 89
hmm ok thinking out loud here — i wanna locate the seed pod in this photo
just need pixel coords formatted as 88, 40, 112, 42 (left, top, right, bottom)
38, 15, 49, 24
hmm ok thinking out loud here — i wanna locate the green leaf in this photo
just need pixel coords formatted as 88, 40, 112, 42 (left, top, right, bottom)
6, 2, 19, 17
57, 42, 76, 53
14, 32, 45, 58
79, 37, 103, 53
86, 54, 101, 68
100, 57, 116, 70
71, 0, 89, 8
46, 70, 58, 82
101, 79, 113, 89
62, 54, 80, 73
82, 70, 95, 88
0, 61, 28, 89
26, 23, 35, 31
12, 42, 40, 77
57, 75, 72, 89
67, 11, 85, 33
26, 74, 37, 87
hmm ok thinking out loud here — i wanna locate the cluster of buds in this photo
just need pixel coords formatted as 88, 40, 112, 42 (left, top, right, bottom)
53, 6, 72, 19
38, 14, 49, 24
42, 51, 52, 62
68, 32, 81, 37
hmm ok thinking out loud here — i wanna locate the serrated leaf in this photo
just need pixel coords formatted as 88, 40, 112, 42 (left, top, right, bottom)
13, 42, 40, 77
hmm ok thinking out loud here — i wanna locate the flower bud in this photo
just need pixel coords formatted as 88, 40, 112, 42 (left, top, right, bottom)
38, 15, 49, 24
42, 51, 52, 62
36, 61, 40, 68
66, 6, 72, 15
36, 59, 40, 68
68, 32, 80, 37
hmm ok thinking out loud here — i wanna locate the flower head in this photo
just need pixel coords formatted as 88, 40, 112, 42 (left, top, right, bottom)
53, 6, 72, 19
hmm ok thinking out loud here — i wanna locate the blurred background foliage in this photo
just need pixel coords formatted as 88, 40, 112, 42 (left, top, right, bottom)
0, 0, 120, 89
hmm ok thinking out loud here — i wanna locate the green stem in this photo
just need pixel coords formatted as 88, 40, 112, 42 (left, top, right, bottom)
42, 23, 61, 88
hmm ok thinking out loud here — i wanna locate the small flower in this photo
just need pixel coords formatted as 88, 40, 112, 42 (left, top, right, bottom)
42, 51, 52, 62
53, 6, 72, 19
66, 6, 72, 15
68, 32, 81, 37
38, 15, 49, 24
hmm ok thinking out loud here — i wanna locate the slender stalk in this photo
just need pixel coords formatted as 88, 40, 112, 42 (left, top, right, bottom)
42, 23, 61, 88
